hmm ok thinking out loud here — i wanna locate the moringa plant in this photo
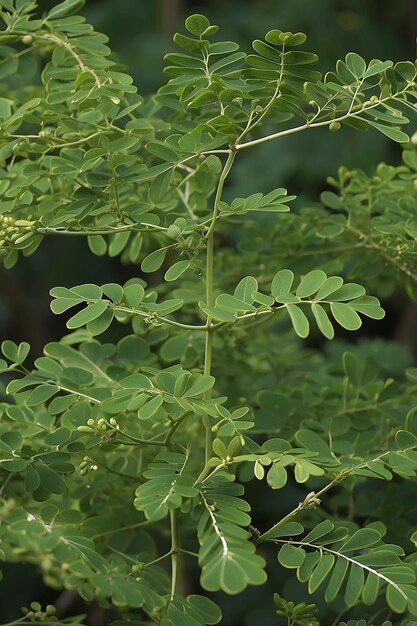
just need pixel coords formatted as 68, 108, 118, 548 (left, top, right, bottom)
1, 1, 417, 625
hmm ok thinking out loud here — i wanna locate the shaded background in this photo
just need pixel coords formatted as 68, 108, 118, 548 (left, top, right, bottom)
1, 0, 417, 624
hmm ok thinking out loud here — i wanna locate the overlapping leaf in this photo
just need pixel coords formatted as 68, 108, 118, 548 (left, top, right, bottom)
277, 521, 417, 613
197, 475, 266, 594
134, 451, 199, 521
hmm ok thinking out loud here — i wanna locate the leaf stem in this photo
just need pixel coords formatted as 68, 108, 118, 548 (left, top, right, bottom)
254, 476, 344, 545
235, 86, 413, 151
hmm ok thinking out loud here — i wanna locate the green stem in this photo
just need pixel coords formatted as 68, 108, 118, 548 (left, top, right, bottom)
235, 85, 412, 151
164, 414, 188, 448
38, 223, 169, 235
112, 304, 206, 331
115, 430, 167, 447
254, 477, 341, 545
169, 510, 179, 602
202, 150, 236, 463
91, 520, 151, 540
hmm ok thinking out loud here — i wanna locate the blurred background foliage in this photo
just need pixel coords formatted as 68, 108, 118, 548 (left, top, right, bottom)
0, 1, 416, 624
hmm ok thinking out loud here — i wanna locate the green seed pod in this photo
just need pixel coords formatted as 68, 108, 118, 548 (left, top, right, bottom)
329, 121, 341, 132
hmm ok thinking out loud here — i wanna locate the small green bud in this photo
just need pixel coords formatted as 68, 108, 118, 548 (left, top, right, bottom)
131, 563, 143, 573
370, 95, 379, 104
14, 232, 33, 245
21, 35, 33, 45
329, 121, 341, 132
87, 418, 95, 427
77, 425, 95, 433
109, 417, 118, 427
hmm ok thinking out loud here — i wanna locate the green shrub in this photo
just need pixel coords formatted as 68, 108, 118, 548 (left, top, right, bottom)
1, 2, 417, 625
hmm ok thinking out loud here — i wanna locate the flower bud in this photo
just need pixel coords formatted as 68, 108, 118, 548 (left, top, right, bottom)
77, 425, 95, 433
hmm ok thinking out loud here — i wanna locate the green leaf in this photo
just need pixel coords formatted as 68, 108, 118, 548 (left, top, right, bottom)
137, 395, 163, 420
26, 385, 59, 406
296, 270, 327, 298
330, 283, 366, 301
198, 301, 236, 322
216, 294, 256, 312
349, 296, 385, 320
308, 554, 335, 593
312, 303, 334, 339
185, 14, 211, 36
134, 451, 198, 520
183, 375, 215, 398
340, 528, 381, 553
345, 52, 366, 77
123, 284, 145, 308
325, 558, 349, 602
88, 235, 107, 256
141, 247, 168, 273
161, 595, 222, 626
266, 463, 287, 489
67, 301, 109, 329
330, 303, 362, 330
278, 544, 306, 568
286, 304, 309, 338
47, 0, 84, 20
366, 121, 410, 143
165, 260, 191, 281
271, 269, 294, 298
149, 168, 173, 204
234, 276, 258, 303
345, 564, 364, 606
363, 60, 393, 78
198, 478, 267, 594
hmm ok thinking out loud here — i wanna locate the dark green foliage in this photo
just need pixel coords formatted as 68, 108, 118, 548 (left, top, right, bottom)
1, 2, 417, 625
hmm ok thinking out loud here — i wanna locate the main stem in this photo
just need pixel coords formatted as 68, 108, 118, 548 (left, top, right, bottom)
169, 509, 179, 601
203, 150, 236, 463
